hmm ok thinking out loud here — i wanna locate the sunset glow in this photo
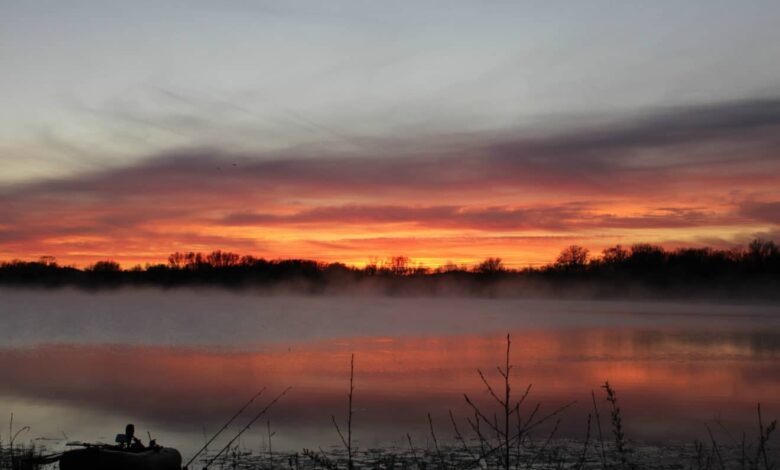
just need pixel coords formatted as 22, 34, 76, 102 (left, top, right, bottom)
2, 136, 779, 268
2, 3, 780, 267
3, 5, 780, 467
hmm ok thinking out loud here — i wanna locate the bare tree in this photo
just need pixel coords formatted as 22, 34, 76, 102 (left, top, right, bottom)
383, 256, 412, 275
555, 245, 589, 271
88, 260, 121, 272
475, 257, 505, 274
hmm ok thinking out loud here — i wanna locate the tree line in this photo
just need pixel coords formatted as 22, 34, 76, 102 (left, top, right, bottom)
0, 239, 778, 297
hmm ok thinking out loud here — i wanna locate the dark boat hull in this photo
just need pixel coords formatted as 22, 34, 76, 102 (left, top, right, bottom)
59, 447, 181, 470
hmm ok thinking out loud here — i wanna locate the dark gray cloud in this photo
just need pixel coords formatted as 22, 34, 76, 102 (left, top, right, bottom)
4, 96, 780, 202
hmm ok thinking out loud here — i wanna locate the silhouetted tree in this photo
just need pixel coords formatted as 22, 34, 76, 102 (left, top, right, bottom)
555, 245, 589, 271
601, 245, 629, 265
167, 252, 187, 269
748, 239, 779, 259
383, 256, 412, 275
89, 260, 121, 272
436, 261, 461, 274
628, 244, 665, 262
623, 244, 666, 280
475, 257, 504, 274
363, 257, 379, 276
744, 239, 780, 275
206, 250, 240, 268
168, 252, 207, 270
38, 256, 57, 267
2, 240, 779, 296
410, 264, 431, 275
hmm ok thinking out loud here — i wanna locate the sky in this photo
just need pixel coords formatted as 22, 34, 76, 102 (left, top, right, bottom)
1, 1, 780, 268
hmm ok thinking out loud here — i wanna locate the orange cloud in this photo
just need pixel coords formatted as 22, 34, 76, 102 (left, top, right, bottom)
1, 97, 779, 266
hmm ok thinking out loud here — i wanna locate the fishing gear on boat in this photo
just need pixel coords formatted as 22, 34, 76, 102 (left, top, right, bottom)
33, 424, 184, 470
16, 451, 67, 467
203, 387, 291, 469
183, 387, 266, 469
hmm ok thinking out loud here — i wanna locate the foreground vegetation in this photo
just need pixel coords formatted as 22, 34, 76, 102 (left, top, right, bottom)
4, 336, 777, 470
1, 240, 778, 299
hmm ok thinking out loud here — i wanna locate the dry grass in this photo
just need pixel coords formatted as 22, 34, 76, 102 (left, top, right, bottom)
196, 334, 777, 470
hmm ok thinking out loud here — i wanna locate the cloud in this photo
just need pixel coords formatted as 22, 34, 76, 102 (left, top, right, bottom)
1, 96, 779, 265
739, 201, 780, 224
6, 96, 780, 200
222, 204, 731, 231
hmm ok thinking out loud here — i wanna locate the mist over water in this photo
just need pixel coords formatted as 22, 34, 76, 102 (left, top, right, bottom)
0, 288, 778, 456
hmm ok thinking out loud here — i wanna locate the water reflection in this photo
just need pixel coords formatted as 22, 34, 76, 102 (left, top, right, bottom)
1, 327, 778, 454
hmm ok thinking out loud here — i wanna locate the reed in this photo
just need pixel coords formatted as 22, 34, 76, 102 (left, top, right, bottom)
602, 381, 631, 470
331, 353, 356, 470
214, 333, 777, 470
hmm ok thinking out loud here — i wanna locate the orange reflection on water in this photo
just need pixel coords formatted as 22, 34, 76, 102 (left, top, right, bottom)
0, 328, 778, 447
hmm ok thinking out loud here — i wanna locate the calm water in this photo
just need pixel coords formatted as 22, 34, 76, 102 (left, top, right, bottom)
1, 288, 779, 458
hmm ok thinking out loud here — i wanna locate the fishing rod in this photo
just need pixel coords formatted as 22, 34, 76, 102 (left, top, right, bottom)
184, 388, 266, 469
204, 387, 292, 469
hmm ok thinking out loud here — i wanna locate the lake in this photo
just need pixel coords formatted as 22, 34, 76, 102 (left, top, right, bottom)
0, 288, 778, 460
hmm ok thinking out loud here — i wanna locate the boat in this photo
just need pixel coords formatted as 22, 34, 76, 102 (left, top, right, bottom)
58, 445, 182, 470
57, 424, 182, 470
